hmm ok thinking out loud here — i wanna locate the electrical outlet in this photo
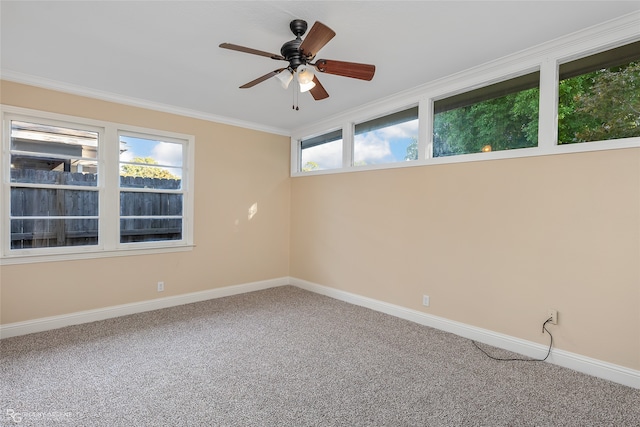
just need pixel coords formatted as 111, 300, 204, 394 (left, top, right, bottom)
157, 281, 165, 292
422, 295, 430, 307
547, 309, 558, 325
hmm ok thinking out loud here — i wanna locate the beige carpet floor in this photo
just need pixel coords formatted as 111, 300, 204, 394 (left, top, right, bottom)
1, 286, 638, 426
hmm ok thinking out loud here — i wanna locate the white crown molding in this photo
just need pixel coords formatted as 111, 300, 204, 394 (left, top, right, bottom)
0, 70, 291, 137
290, 277, 640, 390
0, 277, 288, 339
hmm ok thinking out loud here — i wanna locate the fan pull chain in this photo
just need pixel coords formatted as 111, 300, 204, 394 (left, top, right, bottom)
292, 80, 300, 110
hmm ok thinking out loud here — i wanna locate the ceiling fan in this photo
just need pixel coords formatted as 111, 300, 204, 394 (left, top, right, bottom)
219, 19, 375, 102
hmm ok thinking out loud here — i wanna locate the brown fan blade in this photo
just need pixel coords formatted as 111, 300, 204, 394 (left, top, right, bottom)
219, 43, 285, 61
299, 22, 336, 58
309, 76, 329, 100
240, 68, 286, 88
314, 59, 375, 81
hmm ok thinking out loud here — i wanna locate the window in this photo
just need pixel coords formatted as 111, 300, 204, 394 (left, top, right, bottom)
354, 107, 419, 165
2, 109, 194, 262
119, 133, 185, 244
300, 129, 343, 171
291, 18, 639, 176
558, 41, 640, 144
8, 119, 100, 250
433, 72, 540, 157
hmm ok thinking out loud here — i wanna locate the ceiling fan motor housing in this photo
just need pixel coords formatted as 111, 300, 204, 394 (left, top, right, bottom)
281, 20, 309, 70
281, 39, 305, 70
289, 19, 308, 37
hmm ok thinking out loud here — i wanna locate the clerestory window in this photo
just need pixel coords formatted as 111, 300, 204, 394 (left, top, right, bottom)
558, 40, 640, 144
432, 72, 540, 157
300, 129, 343, 172
354, 107, 419, 166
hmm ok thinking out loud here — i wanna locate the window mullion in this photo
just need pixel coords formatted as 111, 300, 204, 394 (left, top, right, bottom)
342, 122, 353, 168
419, 98, 432, 159
538, 58, 559, 148
1, 115, 11, 257
101, 126, 119, 251
291, 137, 300, 174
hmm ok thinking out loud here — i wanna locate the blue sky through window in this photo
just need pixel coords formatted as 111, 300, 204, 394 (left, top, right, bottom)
301, 118, 419, 171
354, 119, 418, 165
119, 135, 183, 176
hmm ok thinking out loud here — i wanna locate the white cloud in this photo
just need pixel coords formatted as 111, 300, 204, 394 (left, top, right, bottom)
152, 142, 182, 167
119, 138, 183, 177
354, 132, 392, 164
355, 119, 419, 165
119, 140, 135, 162
301, 140, 343, 170
377, 119, 419, 139
301, 118, 419, 169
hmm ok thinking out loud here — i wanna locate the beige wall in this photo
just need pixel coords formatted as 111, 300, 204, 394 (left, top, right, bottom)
290, 151, 640, 370
2, 81, 639, 373
0, 81, 291, 323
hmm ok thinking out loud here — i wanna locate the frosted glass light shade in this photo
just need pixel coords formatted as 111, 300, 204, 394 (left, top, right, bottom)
276, 70, 293, 89
299, 80, 316, 93
296, 66, 315, 84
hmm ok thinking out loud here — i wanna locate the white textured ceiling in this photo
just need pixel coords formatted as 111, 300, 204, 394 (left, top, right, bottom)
1, 1, 639, 134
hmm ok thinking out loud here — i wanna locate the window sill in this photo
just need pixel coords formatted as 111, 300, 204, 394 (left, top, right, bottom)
0, 244, 195, 265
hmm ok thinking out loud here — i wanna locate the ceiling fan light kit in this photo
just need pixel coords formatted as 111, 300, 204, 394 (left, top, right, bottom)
298, 79, 316, 93
276, 69, 294, 89
296, 65, 315, 84
219, 19, 375, 104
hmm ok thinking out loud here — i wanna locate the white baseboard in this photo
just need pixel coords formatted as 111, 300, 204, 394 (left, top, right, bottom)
290, 277, 640, 390
2, 275, 637, 389
0, 277, 288, 339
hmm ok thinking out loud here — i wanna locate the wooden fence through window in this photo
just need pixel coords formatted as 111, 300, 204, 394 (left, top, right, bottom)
10, 169, 182, 249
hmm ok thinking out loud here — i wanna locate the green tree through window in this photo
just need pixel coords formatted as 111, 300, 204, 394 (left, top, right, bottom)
559, 61, 640, 144
433, 86, 540, 157
120, 157, 180, 180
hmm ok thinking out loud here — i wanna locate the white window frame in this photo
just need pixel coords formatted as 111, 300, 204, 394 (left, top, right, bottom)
1, 106, 195, 265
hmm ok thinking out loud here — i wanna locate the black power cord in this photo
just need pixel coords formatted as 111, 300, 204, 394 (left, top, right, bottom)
472, 317, 554, 362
